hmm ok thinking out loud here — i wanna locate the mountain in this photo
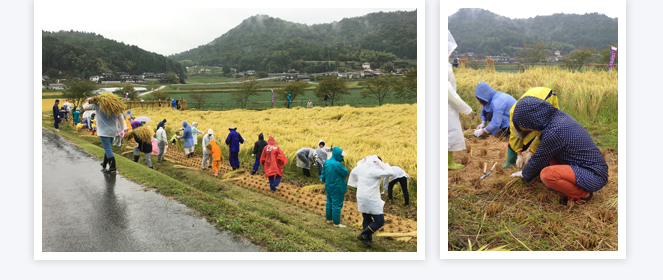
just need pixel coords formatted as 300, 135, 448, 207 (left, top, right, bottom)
42, 30, 186, 80
169, 11, 417, 72
448, 8, 618, 56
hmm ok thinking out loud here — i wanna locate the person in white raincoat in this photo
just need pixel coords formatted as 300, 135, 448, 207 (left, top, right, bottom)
201, 129, 215, 170
296, 147, 320, 177
190, 122, 204, 155
347, 155, 394, 247
448, 30, 474, 170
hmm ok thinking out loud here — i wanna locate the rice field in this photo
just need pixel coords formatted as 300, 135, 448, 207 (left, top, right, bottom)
453, 67, 618, 125
128, 104, 418, 185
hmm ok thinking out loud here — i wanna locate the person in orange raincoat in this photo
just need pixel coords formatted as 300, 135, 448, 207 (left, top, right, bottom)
260, 136, 288, 191
208, 139, 222, 177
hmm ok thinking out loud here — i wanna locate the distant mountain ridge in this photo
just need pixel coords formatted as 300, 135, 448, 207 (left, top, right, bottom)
448, 8, 617, 56
169, 11, 417, 72
42, 31, 185, 80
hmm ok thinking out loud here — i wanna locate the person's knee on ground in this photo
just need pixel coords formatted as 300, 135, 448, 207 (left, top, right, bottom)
540, 165, 589, 200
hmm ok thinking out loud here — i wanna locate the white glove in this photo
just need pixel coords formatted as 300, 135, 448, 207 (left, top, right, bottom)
476, 122, 486, 130
523, 151, 534, 166
516, 154, 524, 168
474, 129, 484, 138
510, 171, 523, 178
252, 154, 255, 157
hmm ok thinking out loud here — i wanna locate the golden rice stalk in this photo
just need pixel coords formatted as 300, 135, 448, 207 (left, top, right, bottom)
131, 126, 154, 143
90, 93, 125, 116
174, 165, 198, 171
302, 184, 325, 193
222, 169, 245, 179
375, 231, 417, 238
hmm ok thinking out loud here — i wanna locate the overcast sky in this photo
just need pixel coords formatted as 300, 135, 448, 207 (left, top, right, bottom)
447, 1, 620, 19
38, 8, 415, 57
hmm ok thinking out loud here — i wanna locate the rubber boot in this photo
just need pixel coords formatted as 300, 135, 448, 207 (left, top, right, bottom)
108, 157, 117, 173
448, 151, 465, 170
357, 234, 371, 247
214, 170, 219, 177
250, 170, 256, 175
303, 168, 311, 177
502, 145, 517, 169
100, 154, 109, 170
133, 155, 139, 162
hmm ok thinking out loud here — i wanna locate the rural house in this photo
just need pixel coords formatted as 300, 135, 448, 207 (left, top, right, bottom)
362, 62, 371, 69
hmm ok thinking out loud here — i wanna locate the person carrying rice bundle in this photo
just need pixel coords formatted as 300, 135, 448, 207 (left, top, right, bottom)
83, 94, 127, 173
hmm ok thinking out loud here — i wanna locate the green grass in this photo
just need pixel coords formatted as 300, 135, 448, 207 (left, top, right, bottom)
42, 114, 416, 252
185, 74, 233, 84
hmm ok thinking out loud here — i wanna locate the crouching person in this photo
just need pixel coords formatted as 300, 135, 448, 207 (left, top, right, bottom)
510, 97, 609, 205
348, 155, 394, 247
131, 126, 153, 169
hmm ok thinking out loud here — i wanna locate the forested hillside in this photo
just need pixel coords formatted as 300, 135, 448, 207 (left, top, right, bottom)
448, 8, 617, 56
42, 31, 186, 80
170, 10, 416, 72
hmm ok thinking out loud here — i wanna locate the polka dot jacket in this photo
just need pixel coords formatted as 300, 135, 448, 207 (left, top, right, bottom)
512, 96, 609, 192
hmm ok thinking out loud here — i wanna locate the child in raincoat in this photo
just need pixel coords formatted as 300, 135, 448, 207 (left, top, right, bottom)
502, 87, 559, 169
73, 108, 80, 125
348, 155, 394, 247
190, 122, 204, 155
320, 147, 348, 228
177, 121, 194, 158
207, 140, 222, 177
260, 136, 288, 191
473, 82, 516, 139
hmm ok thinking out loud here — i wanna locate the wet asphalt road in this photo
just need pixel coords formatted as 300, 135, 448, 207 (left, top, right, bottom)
41, 128, 261, 252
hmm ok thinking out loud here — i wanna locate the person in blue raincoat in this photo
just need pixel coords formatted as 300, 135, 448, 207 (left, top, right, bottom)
473, 82, 517, 138
510, 97, 608, 205
225, 125, 245, 170
320, 147, 348, 228
177, 121, 195, 158
171, 98, 177, 109
287, 93, 291, 108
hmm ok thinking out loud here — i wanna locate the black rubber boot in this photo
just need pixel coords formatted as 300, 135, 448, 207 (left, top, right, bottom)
101, 154, 109, 170
133, 155, 139, 162
108, 157, 117, 173
303, 168, 311, 177
357, 234, 371, 247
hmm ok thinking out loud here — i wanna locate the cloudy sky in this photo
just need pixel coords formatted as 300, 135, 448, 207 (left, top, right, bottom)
37, 7, 415, 57
447, 0, 621, 19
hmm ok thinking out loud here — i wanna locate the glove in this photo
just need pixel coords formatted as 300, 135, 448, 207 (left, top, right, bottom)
476, 122, 486, 130
523, 151, 534, 166
120, 131, 125, 137
516, 154, 524, 168
252, 154, 255, 157
473, 129, 484, 138
510, 171, 523, 178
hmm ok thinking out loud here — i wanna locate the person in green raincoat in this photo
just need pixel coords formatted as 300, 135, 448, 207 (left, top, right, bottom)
502, 87, 560, 168
320, 147, 348, 228
72, 107, 80, 125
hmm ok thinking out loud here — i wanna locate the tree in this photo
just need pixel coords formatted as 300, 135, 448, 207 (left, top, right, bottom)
223, 65, 231, 75
382, 62, 395, 73
257, 71, 268, 78
113, 84, 137, 101
167, 73, 179, 84
276, 81, 308, 104
361, 74, 398, 106
232, 77, 260, 108
561, 46, 597, 71
519, 41, 549, 64
62, 79, 97, 109
189, 90, 212, 110
150, 89, 169, 101
314, 75, 349, 106
394, 68, 417, 100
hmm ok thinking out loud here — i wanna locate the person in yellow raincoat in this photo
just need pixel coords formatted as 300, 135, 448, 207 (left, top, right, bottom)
502, 87, 559, 168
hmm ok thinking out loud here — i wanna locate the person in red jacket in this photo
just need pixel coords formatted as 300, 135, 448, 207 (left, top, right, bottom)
260, 136, 288, 191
